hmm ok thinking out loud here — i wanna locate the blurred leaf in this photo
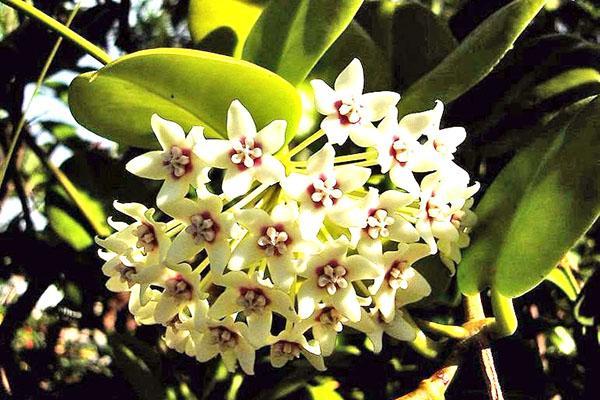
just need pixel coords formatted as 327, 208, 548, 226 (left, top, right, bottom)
549, 326, 577, 355
397, 0, 546, 116
188, 0, 265, 57
545, 266, 579, 301
574, 267, 600, 326
46, 184, 108, 250
243, 0, 363, 86
309, 21, 391, 92
69, 48, 302, 148
459, 96, 600, 297
390, 2, 457, 90
527, 67, 600, 105
109, 333, 165, 400
308, 378, 343, 400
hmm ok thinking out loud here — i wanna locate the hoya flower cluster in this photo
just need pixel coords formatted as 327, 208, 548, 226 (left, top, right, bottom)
97, 59, 479, 374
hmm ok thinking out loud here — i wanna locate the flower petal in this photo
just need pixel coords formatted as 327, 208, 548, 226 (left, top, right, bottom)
206, 238, 231, 275
313, 324, 337, 357
152, 114, 186, 149
297, 280, 321, 319
194, 139, 232, 168
310, 79, 338, 115
209, 289, 243, 318
227, 100, 257, 139
256, 120, 286, 154
361, 91, 400, 121
395, 269, 431, 308
335, 165, 371, 193
333, 287, 361, 322
398, 100, 443, 138
254, 155, 285, 185
321, 115, 349, 145
389, 165, 419, 195
228, 236, 263, 271
126, 151, 167, 180
334, 58, 363, 96
222, 169, 254, 200
307, 143, 335, 174
348, 122, 379, 147
167, 231, 202, 264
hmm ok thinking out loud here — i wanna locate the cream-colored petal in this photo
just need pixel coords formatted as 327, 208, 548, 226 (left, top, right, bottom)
126, 151, 168, 180
313, 324, 337, 357
307, 143, 335, 174
348, 123, 379, 148
346, 254, 382, 281
256, 120, 286, 154
235, 341, 256, 375
361, 91, 400, 121
194, 139, 231, 168
228, 236, 263, 271
332, 287, 361, 322
246, 312, 272, 347
311, 79, 338, 115
389, 165, 419, 195
209, 289, 243, 318
151, 114, 186, 149
334, 165, 371, 193
222, 168, 254, 200
167, 231, 203, 264
206, 238, 231, 275
321, 115, 350, 145
297, 280, 321, 319
282, 173, 312, 201
334, 58, 363, 96
254, 154, 285, 185
398, 100, 443, 138
395, 269, 431, 308
227, 100, 257, 139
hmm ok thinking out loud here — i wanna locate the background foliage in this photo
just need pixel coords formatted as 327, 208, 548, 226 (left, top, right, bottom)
0, 0, 598, 399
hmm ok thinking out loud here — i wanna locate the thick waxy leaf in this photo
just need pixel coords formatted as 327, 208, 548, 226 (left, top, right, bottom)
243, 0, 363, 86
69, 48, 302, 148
494, 97, 600, 297
309, 21, 391, 92
397, 0, 546, 115
188, 0, 266, 57
459, 97, 600, 297
390, 2, 457, 90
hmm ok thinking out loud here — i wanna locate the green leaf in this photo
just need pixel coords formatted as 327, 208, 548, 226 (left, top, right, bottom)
46, 185, 108, 250
309, 21, 391, 92
109, 333, 165, 400
390, 2, 457, 90
494, 97, 600, 297
458, 97, 600, 297
397, 0, 546, 115
546, 266, 579, 301
243, 0, 363, 86
188, 0, 266, 57
69, 48, 302, 148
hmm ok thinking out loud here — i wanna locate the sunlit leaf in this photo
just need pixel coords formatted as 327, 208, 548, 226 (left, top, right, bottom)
243, 0, 363, 86
69, 48, 302, 148
398, 0, 546, 115
188, 0, 266, 57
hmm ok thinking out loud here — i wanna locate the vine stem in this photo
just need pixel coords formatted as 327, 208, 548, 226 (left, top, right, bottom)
465, 294, 505, 400
0, 3, 81, 189
0, 0, 111, 64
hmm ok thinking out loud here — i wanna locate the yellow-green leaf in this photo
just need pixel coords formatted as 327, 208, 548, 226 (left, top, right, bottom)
69, 48, 302, 148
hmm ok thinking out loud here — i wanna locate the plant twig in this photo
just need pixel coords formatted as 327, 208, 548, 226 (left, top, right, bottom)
0, 0, 111, 64
0, 3, 81, 188
465, 294, 505, 400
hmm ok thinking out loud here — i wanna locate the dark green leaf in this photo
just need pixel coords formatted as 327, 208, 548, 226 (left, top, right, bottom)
397, 0, 546, 115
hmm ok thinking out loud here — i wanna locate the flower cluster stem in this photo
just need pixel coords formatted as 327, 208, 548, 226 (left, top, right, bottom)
286, 130, 325, 159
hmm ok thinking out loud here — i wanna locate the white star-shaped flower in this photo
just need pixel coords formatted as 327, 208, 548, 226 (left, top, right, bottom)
228, 202, 312, 289
347, 308, 416, 354
209, 271, 295, 347
282, 144, 371, 239
350, 188, 419, 258
153, 263, 202, 324
194, 315, 256, 375
416, 165, 480, 253
368, 243, 431, 322
195, 100, 287, 200
371, 104, 443, 194
125, 115, 209, 208
311, 58, 400, 146
297, 238, 380, 322
267, 325, 325, 371
162, 191, 234, 275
